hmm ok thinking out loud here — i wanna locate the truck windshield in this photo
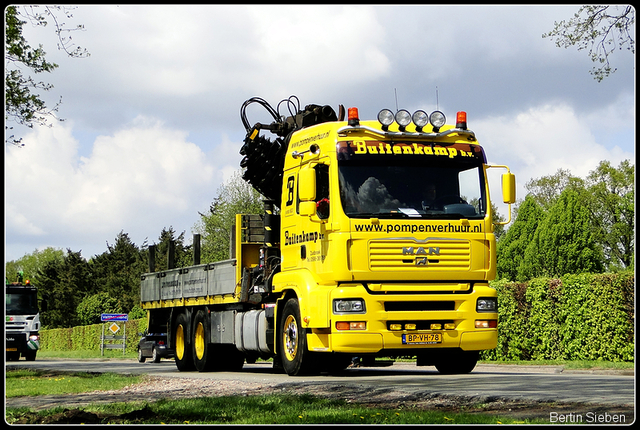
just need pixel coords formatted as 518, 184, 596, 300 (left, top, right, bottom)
337, 140, 487, 219
6, 291, 39, 315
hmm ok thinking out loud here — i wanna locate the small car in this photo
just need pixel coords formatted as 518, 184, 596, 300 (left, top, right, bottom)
137, 333, 174, 363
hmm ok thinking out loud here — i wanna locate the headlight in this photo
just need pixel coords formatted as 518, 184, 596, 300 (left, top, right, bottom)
334, 299, 366, 314
395, 109, 412, 127
477, 297, 497, 312
429, 111, 446, 129
377, 109, 395, 127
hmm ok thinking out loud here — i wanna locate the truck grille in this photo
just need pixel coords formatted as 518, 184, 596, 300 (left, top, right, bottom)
369, 239, 470, 271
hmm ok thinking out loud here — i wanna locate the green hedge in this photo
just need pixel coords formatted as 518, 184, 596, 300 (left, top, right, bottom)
483, 272, 634, 362
40, 318, 148, 354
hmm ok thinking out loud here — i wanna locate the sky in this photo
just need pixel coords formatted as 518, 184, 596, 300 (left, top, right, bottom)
4, 5, 635, 262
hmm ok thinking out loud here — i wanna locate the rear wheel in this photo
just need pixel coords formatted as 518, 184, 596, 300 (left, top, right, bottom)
279, 298, 315, 376
174, 313, 195, 371
192, 310, 214, 372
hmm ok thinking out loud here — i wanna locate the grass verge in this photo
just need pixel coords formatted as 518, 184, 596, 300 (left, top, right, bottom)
5, 369, 144, 398
7, 395, 545, 425
5, 369, 548, 424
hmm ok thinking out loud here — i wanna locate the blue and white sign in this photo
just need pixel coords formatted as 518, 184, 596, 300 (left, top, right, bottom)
101, 313, 128, 322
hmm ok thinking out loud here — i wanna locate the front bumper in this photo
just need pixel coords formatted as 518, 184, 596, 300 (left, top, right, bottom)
307, 283, 498, 354
6, 332, 40, 353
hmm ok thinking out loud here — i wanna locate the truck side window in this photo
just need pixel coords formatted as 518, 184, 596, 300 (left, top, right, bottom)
315, 164, 330, 219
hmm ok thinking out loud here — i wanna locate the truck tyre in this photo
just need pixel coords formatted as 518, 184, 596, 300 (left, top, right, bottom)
24, 351, 37, 361
278, 298, 315, 376
174, 313, 195, 371
192, 310, 215, 372
434, 350, 479, 374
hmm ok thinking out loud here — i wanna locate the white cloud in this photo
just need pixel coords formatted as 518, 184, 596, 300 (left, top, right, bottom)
5, 118, 236, 260
475, 102, 634, 203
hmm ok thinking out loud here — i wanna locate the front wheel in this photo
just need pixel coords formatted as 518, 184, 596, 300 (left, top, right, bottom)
279, 298, 316, 376
137, 348, 146, 363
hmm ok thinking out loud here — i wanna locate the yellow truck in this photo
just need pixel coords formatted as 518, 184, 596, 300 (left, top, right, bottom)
140, 96, 516, 376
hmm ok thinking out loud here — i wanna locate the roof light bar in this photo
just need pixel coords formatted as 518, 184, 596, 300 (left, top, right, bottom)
375, 108, 453, 132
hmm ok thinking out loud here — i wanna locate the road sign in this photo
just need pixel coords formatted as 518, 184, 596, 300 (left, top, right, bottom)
108, 323, 121, 334
101, 313, 128, 322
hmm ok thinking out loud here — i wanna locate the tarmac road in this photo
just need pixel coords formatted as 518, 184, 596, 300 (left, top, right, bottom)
7, 358, 635, 407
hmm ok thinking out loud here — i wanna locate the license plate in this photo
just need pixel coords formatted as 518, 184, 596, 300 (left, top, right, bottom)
6, 348, 18, 352
402, 333, 442, 345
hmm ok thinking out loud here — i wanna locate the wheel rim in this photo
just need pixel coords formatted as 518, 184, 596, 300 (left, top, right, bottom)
283, 315, 298, 362
176, 324, 185, 360
195, 322, 205, 360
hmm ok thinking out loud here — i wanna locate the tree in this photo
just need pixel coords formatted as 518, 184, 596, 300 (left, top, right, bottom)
4, 247, 64, 284
37, 249, 94, 328
195, 170, 265, 263
150, 227, 192, 272
91, 231, 147, 312
585, 160, 634, 270
543, 5, 635, 81
522, 189, 604, 278
76, 292, 122, 326
525, 168, 584, 210
5, 5, 89, 145
496, 195, 546, 281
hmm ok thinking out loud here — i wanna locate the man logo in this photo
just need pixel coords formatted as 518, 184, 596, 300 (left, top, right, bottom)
402, 246, 440, 256
402, 246, 440, 266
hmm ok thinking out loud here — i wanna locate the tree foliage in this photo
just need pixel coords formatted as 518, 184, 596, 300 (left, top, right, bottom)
37, 249, 94, 328
90, 231, 149, 312
4, 247, 64, 284
585, 160, 635, 269
149, 226, 193, 271
524, 168, 584, 210
498, 160, 634, 280
76, 291, 122, 326
543, 5, 635, 81
496, 195, 546, 281
523, 188, 604, 278
4, 5, 89, 145
195, 170, 265, 263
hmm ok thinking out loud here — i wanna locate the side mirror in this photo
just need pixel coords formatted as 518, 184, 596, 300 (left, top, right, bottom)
299, 201, 316, 217
502, 172, 516, 204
